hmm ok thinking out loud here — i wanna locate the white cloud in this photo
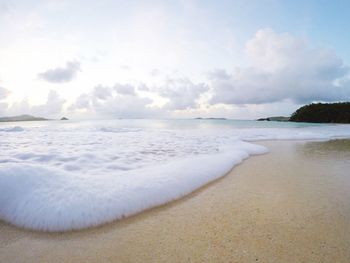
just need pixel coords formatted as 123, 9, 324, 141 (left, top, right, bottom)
114, 84, 136, 96
0, 86, 10, 100
68, 79, 209, 118
33, 90, 66, 116
210, 28, 350, 105
71, 93, 91, 110
0, 86, 9, 115
6, 90, 65, 118
150, 68, 160, 77
93, 85, 112, 100
38, 61, 81, 83
92, 95, 159, 118
206, 69, 230, 80
120, 65, 131, 71
157, 78, 209, 110
137, 83, 150, 91
0, 3, 9, 16
69, 83, 163, 118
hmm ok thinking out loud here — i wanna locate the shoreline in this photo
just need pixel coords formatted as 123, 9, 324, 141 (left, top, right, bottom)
1, 140, 350, 262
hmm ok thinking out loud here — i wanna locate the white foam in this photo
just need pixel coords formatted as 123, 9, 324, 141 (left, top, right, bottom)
0, 146, 264, 231
1, 120, 350, 231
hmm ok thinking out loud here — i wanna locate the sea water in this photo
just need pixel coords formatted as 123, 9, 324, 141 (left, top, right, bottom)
1, 119, 350, 231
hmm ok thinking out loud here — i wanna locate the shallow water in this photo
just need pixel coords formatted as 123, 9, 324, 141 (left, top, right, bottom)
1, 119, 350, 231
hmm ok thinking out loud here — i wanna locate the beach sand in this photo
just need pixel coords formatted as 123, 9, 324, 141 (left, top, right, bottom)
1, 140, 350, 262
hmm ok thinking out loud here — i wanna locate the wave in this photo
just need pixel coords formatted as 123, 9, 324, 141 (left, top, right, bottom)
0, 141, 267, 231
1, 122, 350, 231
98, 127, 142, 133
0, 126, 24, 132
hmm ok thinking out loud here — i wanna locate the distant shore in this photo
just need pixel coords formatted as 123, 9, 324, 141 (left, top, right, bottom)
1, 140, 350, 262
0, 115, 69, 122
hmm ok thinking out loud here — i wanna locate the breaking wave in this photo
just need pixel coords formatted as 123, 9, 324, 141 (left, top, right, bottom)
1, 120, 350, 231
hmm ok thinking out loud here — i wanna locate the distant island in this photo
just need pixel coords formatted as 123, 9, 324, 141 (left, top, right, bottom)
0, 114, 70, 122
0, 115, 49, 122
195, 117, 227, 120
257, 116, 290, 122
290, 102, 350, 123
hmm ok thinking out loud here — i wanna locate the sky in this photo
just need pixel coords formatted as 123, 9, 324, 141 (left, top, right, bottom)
0, 0, 350, 120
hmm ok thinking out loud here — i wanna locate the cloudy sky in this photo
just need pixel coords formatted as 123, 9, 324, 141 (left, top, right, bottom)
0, 0, 350, 119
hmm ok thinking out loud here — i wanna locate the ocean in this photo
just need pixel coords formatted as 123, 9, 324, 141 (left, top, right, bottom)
1, 119, 350, 231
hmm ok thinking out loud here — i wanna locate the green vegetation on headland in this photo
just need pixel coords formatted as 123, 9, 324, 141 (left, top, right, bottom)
257, 103, 350, 124
289, 102, 350, 123
0, 115, 69, 122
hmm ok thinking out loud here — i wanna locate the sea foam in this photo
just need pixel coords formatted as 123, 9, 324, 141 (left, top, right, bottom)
1, 121, 350, 231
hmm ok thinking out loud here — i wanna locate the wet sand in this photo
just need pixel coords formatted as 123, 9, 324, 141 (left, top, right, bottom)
1, 140, 350, 262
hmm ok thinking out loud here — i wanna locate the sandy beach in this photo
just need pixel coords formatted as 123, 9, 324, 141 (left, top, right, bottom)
1, 140, 350, 263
